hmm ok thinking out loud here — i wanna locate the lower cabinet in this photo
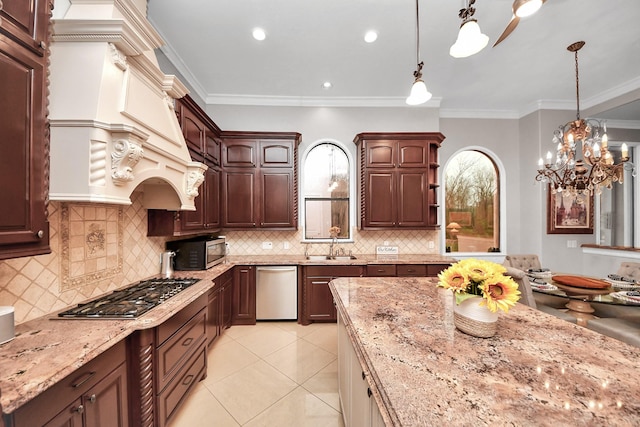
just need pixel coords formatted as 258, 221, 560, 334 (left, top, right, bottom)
233, 265, 256, 325
337, 310, 385, 427
366, 263, 450, 278
207, 269, 234, 346
301, 265, 364, 325
129, 293, 208, 427
9, 340, 129, 427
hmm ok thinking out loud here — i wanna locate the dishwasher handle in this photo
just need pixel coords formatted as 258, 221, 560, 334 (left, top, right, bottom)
256, 266, 297, 272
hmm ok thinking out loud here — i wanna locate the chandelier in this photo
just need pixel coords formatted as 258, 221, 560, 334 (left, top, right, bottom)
536, 41, 634, 195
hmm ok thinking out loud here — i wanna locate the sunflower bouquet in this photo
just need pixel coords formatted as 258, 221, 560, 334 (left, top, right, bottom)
438, 259, 521, 313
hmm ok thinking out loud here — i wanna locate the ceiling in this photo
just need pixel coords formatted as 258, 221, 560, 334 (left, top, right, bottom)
147, 0, 640, 119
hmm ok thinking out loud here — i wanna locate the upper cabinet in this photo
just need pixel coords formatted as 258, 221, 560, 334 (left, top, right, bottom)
354, 132, 444, 230
148, 96, 222, 237
221, 132, 301, 229
0, 0, 52, 260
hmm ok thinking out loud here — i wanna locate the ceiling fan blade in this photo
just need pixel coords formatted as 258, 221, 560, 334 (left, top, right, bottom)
493, 15, 520, 47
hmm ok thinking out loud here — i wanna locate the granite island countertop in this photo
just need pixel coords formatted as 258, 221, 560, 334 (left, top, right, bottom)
0, 253, 454, 416
330, 276, 640, 426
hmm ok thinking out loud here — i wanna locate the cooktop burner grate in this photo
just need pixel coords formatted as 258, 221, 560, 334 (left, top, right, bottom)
58, 277, 200, 319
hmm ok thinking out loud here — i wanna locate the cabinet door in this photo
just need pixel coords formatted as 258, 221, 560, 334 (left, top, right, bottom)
0, 23, 50, 259
181, 109, 205, 155
204, 167, 220, 229
179, 177, 206, 232
306, 277, 336, 321
397, 170, 427, 227
83, 363, 129, 427
207, 287, 221, 346
364, 141, 395, 168
223, 140, 257, 167
260, 169, 295, 228
221, 273, 234, 330
0, 0, 49, 53
397, 140, 427, 168
364, 171, 396, 228
260, 141, 294, 167
206, 131, 221, 166
222, 170, 257, 227
233, 266, 256, 325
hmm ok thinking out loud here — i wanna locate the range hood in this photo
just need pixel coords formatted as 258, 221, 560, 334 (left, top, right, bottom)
48, 0, 205, 210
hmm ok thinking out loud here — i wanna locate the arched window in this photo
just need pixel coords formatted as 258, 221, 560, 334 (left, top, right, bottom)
302, 142, 351, 240
444, 150, 501, 253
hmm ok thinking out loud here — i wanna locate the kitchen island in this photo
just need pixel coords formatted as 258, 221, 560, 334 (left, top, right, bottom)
330, 276, 640, 426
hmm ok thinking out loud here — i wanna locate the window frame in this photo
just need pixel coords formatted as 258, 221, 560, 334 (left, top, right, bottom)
300, 139, 356, 243
440, 146, 506, 257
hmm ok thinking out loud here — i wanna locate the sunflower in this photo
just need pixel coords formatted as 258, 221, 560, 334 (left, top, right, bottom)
437, 266, 470, 293
479, 274, 521, 313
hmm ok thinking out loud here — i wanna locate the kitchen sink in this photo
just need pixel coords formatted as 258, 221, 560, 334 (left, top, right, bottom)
306, 255, 331, 261
331, 255, 357, 260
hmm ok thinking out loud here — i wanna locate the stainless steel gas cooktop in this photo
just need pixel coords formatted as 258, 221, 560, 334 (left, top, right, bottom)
57, 277, 200, 319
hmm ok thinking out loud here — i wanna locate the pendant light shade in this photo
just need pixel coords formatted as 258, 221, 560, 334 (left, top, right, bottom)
406, 77, 432, 105
449, 19, 489, 58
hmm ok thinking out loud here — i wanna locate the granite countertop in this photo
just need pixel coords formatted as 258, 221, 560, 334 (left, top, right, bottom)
0, 263, 232, 415
330, 276, 640, 426
0, 253, 453, 416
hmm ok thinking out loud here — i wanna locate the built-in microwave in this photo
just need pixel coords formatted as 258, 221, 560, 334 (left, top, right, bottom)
166, 237, 226, 270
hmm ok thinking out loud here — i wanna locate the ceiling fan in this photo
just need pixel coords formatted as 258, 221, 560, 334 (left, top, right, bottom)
493, 0, 548, 47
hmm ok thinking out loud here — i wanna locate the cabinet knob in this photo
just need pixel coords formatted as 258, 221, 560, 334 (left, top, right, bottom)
36, 230, 44, 238
88, 394, 96, 403
367, 388, 372, 398
39, 40, 47, 49
75, 404, 84, 414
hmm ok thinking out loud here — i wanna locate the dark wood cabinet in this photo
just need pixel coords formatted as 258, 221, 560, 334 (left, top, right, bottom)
301, 265, 363, 325
232, 265, 256, 325
207, 269, 233, 347
365, 263, 448, 278
221, 132, 300, 229
10, 340, 128, 427
147, 96, 222, 237
0, 0, 52, 260
355, 133, 444, 230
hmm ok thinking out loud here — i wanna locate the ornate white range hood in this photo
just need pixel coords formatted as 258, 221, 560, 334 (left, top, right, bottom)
48, 0, 205, 210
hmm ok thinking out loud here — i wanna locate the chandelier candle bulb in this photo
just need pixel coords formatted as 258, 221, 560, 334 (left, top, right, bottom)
622, 143, 629, 159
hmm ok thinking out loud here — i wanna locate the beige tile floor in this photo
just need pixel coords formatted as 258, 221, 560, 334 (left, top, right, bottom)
169, 321, 345, 427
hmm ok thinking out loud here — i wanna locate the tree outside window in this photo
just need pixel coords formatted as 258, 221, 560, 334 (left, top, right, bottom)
445, 151, 499, 253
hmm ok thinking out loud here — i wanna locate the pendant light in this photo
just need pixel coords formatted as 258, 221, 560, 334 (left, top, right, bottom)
406, 0, 432, 105
449, 0, 489, 58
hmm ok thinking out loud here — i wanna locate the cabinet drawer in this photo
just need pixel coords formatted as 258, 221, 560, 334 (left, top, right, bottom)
156, 293, 207, 345
427, 264, 451, 277
157, 343, 207, 427
397, 264, 427, 277
156, 308, 207, 392
366, 265, 397, 277
305, 265, 364, 277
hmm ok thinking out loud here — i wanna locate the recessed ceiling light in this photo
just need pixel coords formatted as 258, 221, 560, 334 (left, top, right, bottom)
252, 28, 266, 41
322, 81, 333, 90
364, 30, 378, 43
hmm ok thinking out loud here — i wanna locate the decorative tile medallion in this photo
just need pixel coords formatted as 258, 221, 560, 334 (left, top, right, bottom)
60, 203, 123, 290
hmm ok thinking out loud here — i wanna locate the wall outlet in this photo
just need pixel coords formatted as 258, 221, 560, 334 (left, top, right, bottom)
283, 241, 290, 250
567, 240, 577, 248
262, 241, 273, 250
428, 241, 435, 249
383, 241, 390, 246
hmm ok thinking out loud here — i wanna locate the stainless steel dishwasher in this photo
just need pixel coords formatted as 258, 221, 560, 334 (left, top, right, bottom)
255, 266, 298, 320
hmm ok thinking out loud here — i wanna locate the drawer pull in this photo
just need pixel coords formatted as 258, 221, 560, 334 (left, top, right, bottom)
74, 404, 84, 414
182, 337, 194, 347
72, 371, 96, 388
367, 388, 372, 398
182, 374, 195, 386
377, 269, 385, 273
361, 371, 365, 380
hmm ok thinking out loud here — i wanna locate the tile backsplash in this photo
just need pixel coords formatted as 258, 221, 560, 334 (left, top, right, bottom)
0, 193, 439, 325
0, 192, 166, 325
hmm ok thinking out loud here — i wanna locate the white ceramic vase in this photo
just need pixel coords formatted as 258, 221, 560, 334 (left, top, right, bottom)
453, 295, 498, 338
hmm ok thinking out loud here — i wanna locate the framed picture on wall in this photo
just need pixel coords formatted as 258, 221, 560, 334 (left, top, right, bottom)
546, 186, 594, 234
